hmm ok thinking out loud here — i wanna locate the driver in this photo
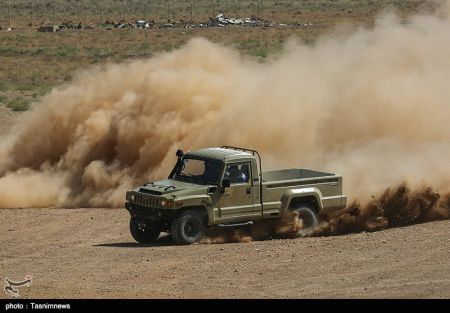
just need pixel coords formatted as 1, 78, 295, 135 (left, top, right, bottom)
225, 165, 247, 184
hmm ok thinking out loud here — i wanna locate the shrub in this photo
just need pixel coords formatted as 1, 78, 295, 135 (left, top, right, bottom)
7, 97, 30, 111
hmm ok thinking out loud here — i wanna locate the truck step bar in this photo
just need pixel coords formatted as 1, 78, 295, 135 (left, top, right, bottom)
217, 221, 254, 228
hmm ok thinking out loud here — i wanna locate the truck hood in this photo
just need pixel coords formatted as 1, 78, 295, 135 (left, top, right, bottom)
136, 179, 212, 198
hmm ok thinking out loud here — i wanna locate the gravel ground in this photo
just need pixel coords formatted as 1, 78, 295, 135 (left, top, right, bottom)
1, 208, 449, 299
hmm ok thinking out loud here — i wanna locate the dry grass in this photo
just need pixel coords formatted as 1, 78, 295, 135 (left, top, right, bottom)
0, 1, 438, 27
0, 0, 439, 111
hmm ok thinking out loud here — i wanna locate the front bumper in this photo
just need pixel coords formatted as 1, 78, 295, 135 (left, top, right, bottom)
125, 202, 177, 222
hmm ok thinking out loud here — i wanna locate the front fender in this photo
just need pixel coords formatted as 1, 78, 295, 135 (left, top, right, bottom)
280, 187, 323, 213
174, 195, 214, 222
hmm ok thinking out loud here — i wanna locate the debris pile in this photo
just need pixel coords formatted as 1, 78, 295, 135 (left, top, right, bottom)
104, 19, 157, 29
293, 22, 314, 27
206, 14, 274, 27
38, 25, 59, 32
36, 20, 96, 32
31, 14, 313, 31
0, 24, 12, 31
59, 21, 96, 30
105, 19, 187, 29
108, 14, 280, 29
135, 20, 151, 29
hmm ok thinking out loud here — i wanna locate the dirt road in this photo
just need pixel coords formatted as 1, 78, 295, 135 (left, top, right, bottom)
1, 208, 449, 299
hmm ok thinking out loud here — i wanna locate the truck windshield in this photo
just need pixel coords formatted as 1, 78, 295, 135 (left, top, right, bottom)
174, 157, 222, 185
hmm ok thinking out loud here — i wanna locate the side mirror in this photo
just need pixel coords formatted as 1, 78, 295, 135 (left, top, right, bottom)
222, 179, 231, 188
176, 149, 184, 158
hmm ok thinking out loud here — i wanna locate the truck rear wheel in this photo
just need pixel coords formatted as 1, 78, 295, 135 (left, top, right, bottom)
293, 206, 318, 237
130, 217, 161, 244
170, 210, 206, 245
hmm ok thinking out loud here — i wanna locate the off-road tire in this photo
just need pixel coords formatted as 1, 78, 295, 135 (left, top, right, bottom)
293, 206, 319, 237
130, 217, 161, 244
170, 210, 206, 245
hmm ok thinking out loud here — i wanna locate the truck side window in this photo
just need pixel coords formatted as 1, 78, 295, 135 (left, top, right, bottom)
224, 163, 250, 185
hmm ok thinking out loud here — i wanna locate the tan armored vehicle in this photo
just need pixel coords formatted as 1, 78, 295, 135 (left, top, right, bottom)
125, 146, 347, 244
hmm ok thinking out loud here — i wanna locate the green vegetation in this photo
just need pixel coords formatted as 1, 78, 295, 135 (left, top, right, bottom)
7, 97, 30, 111
0, 1, 438, 28
0, 0, 438, 112
0, 94, 7, 105
252, 49, 269, 58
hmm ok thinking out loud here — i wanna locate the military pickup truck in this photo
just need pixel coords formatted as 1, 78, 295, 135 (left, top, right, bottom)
125, 146, 347, 245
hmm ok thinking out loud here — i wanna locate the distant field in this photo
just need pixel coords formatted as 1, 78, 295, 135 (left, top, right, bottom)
0, 0, 438, 27
0, 0, 439, 111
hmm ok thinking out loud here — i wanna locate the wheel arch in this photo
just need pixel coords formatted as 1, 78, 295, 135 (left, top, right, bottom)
280, 187, 323, 214
288, 196, 321, 213
175, 205, 209, 226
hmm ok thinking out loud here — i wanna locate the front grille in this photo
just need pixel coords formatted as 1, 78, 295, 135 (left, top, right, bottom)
133, 194, 160, 208
126, 203, 176, 221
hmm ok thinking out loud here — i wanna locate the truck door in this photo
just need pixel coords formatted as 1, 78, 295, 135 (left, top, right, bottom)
218, 162, 254, 219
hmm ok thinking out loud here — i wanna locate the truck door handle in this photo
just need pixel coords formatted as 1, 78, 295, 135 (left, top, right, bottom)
246, 187, 251, 194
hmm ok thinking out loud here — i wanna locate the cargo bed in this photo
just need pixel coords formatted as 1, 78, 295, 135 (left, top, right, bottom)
262, 168, 335, 182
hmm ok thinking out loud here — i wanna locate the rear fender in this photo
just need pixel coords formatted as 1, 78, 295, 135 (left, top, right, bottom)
280, 187, 323, 213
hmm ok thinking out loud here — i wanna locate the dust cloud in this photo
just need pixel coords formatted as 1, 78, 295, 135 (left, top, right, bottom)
201, 185, 450, 243
202, 211, 303, 244
0, 4, 449, 213
314, 184, 450, 236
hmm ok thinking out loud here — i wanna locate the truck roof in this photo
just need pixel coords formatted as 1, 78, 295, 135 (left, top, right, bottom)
186, 147, 253, 162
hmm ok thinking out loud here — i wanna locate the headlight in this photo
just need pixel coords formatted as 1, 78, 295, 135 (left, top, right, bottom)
160, 200, 174, 208
130, 194, 135, 202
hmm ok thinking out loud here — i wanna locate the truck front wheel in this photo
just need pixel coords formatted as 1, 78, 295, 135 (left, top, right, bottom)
130, 217, 161, 244
293, 206, 318, 237
170, 210, 206, 245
